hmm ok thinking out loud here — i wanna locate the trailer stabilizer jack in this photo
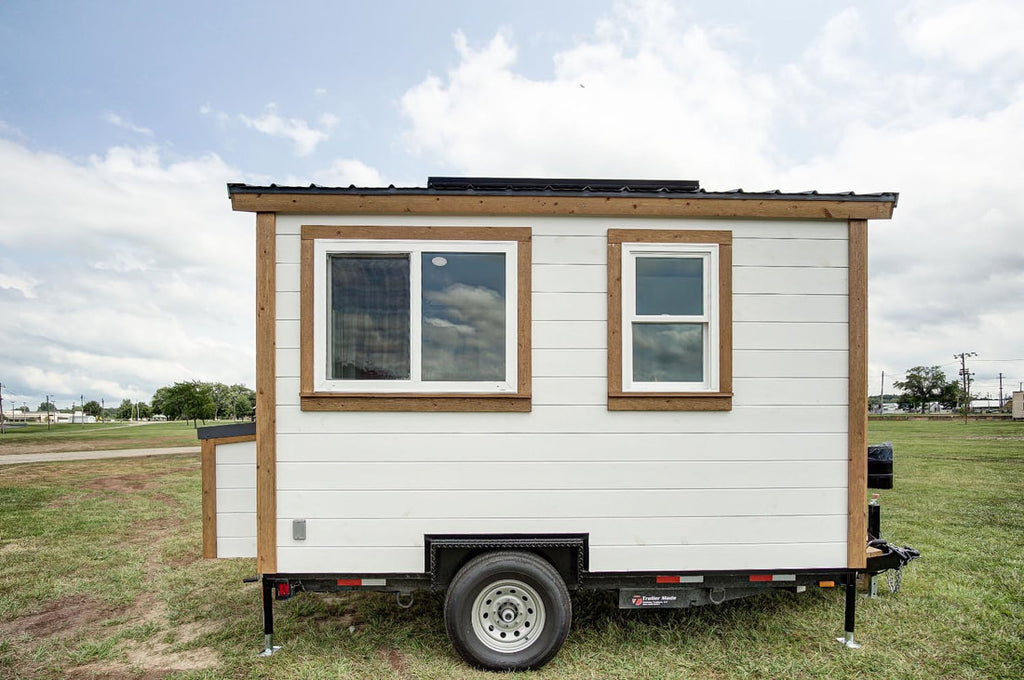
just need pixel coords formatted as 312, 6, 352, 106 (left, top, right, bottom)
259, 578, 282, 657
835, 575, 862, 649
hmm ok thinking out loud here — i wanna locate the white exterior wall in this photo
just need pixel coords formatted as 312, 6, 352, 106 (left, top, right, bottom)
215, 440, 257, 558
273, 215, 850, 574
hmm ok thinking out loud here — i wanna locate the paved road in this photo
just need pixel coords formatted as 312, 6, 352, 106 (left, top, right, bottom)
0, 446, 200, 465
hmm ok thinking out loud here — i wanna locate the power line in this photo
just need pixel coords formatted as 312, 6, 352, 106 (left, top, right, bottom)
973, 358, 1024, 362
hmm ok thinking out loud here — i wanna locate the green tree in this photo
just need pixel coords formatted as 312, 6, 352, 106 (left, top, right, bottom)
151, 386, 171, 416
159, 381, 216, 427
893, 366, 955, 414
116, 398, 134, 420
83, 400, 103, 417
37, 401, 53, 413
939, 381, 965, 412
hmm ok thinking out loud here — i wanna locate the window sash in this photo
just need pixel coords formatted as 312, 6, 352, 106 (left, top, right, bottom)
313, 239, 518, 393
621, 243, 719, 392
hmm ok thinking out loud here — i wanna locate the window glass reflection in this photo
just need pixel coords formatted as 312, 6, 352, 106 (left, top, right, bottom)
422, 252, 506, 381
636, 257, 703, 316
329, 255, 410, 379
632, 323, 703, 382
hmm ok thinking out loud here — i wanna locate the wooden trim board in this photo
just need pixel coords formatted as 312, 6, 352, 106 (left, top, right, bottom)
256, 212, 277, 574
232, 193, 896, 220
200, 439, 217, 559
847, 219, 868, 569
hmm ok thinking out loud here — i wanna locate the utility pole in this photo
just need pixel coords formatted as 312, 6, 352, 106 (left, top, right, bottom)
879, 370, 885, 413
954, 352, 977, 422
46, 395, 52, 432
0, 382, 5, 435
80, 394, 84, 428
998, 373, 1004, 408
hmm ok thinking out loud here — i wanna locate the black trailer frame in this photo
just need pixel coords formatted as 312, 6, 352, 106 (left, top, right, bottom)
253, 532, 910, 658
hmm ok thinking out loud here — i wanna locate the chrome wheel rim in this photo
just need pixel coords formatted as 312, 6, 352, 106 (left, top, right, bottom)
470, 579, 545, 653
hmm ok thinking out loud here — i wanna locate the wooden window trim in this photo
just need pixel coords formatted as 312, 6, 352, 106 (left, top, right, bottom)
299, 225, 532, 412
608, 229, 732, 411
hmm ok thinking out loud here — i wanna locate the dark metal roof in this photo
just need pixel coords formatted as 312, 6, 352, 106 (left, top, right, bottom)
196, 421, 256, 440
227, 177, 898, 206
427, 176, 701, 193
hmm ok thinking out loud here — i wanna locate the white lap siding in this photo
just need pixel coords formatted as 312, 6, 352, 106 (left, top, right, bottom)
272, 215, 849, 574
215, 440, 257, 559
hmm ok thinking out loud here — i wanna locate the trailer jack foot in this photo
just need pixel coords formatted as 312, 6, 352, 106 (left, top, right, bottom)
835, 632, 862, 649
259, 579, 281, 656
258, 634, 282, 657
835, 576, 862, 649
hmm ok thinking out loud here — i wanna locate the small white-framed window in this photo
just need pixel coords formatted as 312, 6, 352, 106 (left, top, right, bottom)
621, 242, 720, 393
312, 239, 518, 394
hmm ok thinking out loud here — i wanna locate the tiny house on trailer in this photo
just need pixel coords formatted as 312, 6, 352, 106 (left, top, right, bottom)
201, 177, 900, 670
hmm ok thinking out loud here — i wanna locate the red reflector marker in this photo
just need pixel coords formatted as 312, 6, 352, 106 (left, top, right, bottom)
277, 583, 290, 596
749, 574, 773, 582
656, 575, 681, 584
337, 579, 361, 586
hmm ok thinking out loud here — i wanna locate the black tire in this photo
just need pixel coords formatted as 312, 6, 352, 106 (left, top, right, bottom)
444, 551, 571, 671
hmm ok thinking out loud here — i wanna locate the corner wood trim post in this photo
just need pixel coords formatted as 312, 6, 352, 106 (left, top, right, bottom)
847, 219, 868, 569
201, 438, 217, 558
256, 212, 277, 573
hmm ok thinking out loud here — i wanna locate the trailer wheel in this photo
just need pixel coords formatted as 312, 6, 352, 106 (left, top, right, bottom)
444, 551, 571, 671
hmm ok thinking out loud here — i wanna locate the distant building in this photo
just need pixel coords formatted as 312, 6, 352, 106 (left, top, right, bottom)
4, 410, 47, 423
1014, 392, 1024, 420
55, 411, 97, 424
970, 398, 1003, 413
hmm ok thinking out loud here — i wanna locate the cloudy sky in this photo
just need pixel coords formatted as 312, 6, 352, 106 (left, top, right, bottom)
1, 0, 1022, 411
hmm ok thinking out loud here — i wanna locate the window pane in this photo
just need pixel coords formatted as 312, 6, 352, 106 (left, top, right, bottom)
632, 323, 704, 383
636, 257, 703, 316
329, 255, 410, 380
422, 252, 506, 381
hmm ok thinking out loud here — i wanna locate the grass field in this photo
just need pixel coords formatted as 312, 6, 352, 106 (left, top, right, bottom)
0, 421, 233, 456
0, 420, 1021, 678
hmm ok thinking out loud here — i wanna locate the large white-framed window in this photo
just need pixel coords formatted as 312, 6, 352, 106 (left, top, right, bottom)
299, 225, 532, 412
607, 229, 732, 411
313, 239, 518, 394
621, 242, 719, 392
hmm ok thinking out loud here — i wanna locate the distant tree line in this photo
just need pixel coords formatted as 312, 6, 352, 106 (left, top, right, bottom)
150, 382, 255, 427
29, 383, 254, 426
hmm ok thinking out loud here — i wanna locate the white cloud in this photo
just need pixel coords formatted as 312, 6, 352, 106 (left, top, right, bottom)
397, 0, 1024, 392
239, 103, 336, 156
0, 271, 38, 299
102, 112, 154, 136
0, 137, 256, 405
312, 158, 385, 187
900, 0, 1024, 74
400, 8, 777, 185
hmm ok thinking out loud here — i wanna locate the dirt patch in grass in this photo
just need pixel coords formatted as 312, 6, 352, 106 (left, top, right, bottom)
379, 647, 410, 674
0, 596, 112, 640
81, 473, 166, 493
67, 639, 220, 680
45, 471, 182, 510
